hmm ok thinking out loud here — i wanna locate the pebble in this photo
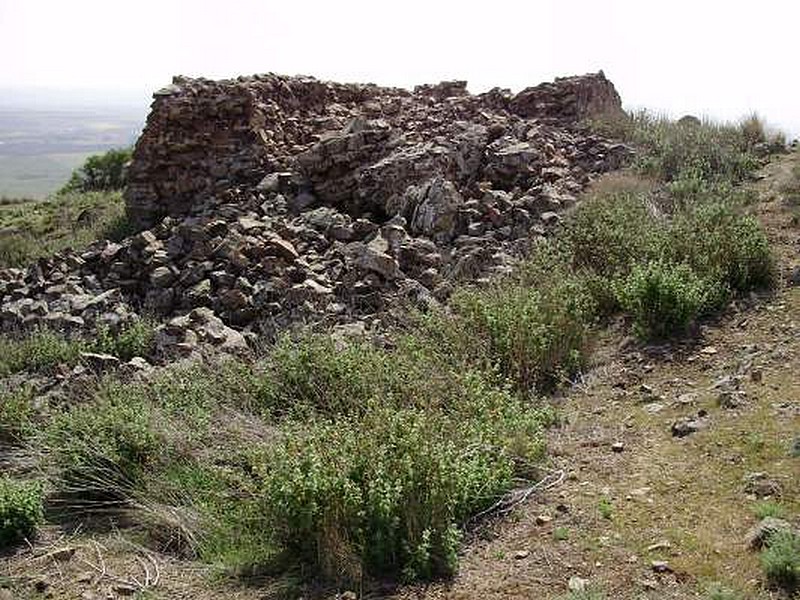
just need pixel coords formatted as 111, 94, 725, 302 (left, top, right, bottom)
651, 560, 673, 573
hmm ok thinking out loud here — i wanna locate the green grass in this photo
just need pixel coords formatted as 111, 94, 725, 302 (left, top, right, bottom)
760, 530, 800, 592
753, 501, 786, 520
0, 319, 156, 377
0, 190, 131, 268
0, 477, 43, 548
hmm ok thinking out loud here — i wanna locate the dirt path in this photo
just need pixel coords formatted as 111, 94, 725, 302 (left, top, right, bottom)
394, 152, 800, 599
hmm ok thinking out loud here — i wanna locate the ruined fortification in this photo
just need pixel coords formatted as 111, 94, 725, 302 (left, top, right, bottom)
1, 72, 629, 357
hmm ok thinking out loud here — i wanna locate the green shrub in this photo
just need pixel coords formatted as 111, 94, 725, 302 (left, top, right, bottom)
564, 190, 662, 277
437, 274, 594, 393
595, 111, 762, 185
259, 397, 548, 582
60, 148, 132, 194
760, 530, 800, 592
94, 319, 156, 361
667, 202, 774, 296
614, 261, 709, 339
0, 477, 43, 547
259, 335, 387, 418
0, 329, 87, 377
0, 387, 35, 443
253, 334, 552, 582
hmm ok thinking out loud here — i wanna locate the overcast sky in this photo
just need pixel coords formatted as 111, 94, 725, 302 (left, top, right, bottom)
1, 0, 797, 136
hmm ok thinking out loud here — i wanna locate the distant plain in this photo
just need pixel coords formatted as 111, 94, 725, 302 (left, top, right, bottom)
0, 106, 143, 198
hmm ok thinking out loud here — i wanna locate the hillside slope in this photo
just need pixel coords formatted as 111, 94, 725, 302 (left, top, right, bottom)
394, 150, 800, 600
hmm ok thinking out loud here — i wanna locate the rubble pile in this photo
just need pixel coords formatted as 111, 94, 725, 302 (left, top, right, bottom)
0, 71, 630, 356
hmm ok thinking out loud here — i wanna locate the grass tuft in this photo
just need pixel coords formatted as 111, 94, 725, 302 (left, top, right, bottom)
760, 530, 800, 592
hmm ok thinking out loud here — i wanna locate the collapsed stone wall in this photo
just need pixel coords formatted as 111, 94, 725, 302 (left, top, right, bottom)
1, 71, 629, 360
125, 72, 624, 229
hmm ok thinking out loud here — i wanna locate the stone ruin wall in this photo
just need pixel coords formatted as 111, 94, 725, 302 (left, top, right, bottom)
125, 72, 623, 229
1, 71, 629, 361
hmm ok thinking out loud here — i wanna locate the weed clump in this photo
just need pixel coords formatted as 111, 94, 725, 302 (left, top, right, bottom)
0, 387, 35, 444
255, 334, 551, 581
0, 477, 43, 547
760, 530, 800, 592
614, 261, 709, 339
0, 319, 157, 377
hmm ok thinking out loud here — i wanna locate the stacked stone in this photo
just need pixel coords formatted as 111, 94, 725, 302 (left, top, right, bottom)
1, 71, 630, 357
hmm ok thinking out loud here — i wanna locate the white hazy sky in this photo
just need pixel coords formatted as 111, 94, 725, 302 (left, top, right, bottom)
1, 0, 798, 136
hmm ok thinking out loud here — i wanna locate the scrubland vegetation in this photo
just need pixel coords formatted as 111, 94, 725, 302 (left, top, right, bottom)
0, 114, 790, 591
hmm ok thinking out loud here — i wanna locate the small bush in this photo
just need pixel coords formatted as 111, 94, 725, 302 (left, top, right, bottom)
0, 477, 43, 547
564, 190, 662, 277
254, 334, 552, 582
760, 530, 800, 592
94, 319, 156, 361
259, 335, 387, 418
60, 148, 132, 194
436, 273, 594, 393
0, 387, 35, 444
667, 202, 775, 296
614, 261, 709, 339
